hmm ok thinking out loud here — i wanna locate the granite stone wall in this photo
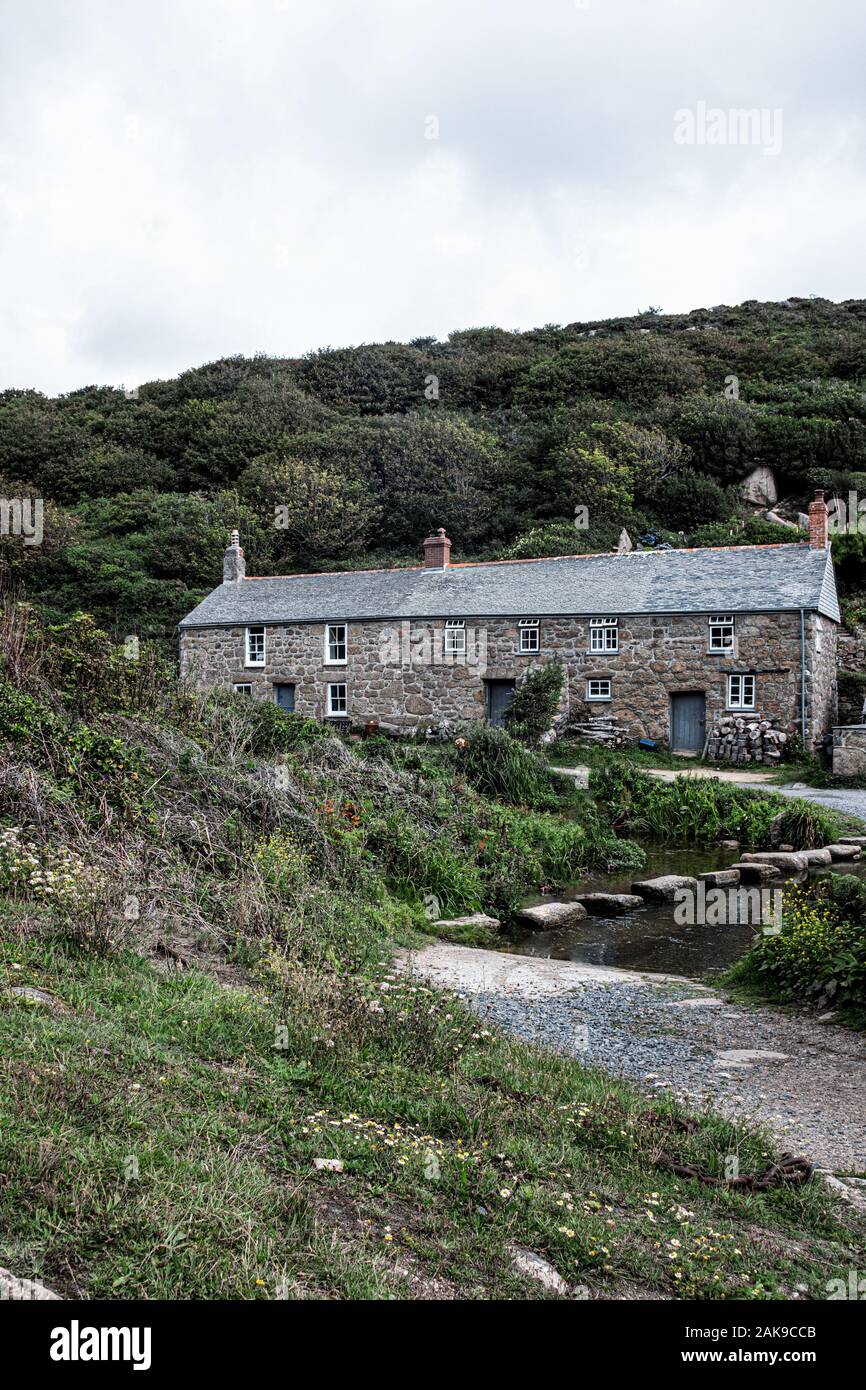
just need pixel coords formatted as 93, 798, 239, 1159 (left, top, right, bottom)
179, 607, 838, 748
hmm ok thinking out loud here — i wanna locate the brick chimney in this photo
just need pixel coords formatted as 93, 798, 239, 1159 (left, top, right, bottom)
807, 489, 829, 550
223, 528, 246, 582
423, 527, 451, 569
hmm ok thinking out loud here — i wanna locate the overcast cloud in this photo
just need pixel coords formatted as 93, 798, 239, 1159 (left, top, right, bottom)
1, 0, 864, 395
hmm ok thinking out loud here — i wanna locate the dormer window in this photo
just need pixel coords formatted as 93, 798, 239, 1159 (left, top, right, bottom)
708, 614, 735, 652
589, 617, 618, 653
245, 626, 266, 666
519, 619, 540, 653
445, 619, 466, 655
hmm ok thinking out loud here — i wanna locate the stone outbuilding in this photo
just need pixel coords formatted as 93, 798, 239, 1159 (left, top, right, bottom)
178, 493, 841, 753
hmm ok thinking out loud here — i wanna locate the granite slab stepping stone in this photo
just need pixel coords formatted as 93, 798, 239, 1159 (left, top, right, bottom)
631, 875, 698, 903
825, 844, 862, 860
731, 862, 781, 883
517, 901, 587, 929
698, 868, 741, 886
574, 892, 644, 915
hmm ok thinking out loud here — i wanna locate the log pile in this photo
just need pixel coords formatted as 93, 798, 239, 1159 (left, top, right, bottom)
564, 714, 626, 746
706, 716, 788, 765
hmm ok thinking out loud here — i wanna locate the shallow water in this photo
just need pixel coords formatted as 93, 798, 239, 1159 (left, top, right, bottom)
505, 846, 866, 978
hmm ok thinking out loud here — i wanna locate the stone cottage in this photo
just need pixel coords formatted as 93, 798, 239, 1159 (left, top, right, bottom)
178, 490, 841, 753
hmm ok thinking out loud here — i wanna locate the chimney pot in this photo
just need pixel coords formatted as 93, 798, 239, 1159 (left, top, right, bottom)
422, 528, 452, 568
807, 488, 829, 550
223, 529, 246, 583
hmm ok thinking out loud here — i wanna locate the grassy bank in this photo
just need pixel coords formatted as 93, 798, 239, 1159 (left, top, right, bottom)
3, 927, 864, 1300
1, 612, 864, 1299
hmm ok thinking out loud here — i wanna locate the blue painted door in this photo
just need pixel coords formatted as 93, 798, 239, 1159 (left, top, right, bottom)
670, 692, 706, 752
486, 680, 516, 727
274, 683, 296, 712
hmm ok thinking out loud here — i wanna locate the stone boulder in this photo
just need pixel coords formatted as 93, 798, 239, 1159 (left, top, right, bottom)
517, 901, 587, 929
739, 464, 777, 507
826, 844, 862, 861
802, 848, 833, 867
631, 875, 698, 903
575, 892, 644, 915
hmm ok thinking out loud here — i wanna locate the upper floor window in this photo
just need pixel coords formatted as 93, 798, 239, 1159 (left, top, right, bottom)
245, 626, 266, 666
445, 619, 466, 655
727, 673, 756, 710
589, 617, 618, 653
519, 619, 540, 653
325, 623, 347, 664
708, 613, 735, 652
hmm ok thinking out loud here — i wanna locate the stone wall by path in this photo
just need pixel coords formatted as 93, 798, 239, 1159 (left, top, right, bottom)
832, 725, 866, 777
180, 606, 837, 748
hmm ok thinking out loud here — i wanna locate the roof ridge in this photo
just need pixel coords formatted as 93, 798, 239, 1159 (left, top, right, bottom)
243, 540, 810, 582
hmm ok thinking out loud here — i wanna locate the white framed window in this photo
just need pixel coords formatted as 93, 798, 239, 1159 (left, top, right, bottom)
727, 674, 756, 710
587, 678, 612, 701
233, 683, 252, 696
445, 619, 466, 655
519, 619, 540, 653
708, 613, 735, 653
245, 626, 266, 666
589, 617, 618, 653
326, 682, 348, 717
325, 623, 347, 665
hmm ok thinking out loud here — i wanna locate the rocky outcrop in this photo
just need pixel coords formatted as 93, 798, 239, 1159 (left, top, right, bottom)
739, 465, 777, 507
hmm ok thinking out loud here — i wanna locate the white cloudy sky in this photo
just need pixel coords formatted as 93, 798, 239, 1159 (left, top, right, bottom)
1, 0, 864, 395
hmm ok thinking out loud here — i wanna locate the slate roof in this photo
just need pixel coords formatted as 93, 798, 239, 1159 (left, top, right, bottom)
178, 543, 841, 629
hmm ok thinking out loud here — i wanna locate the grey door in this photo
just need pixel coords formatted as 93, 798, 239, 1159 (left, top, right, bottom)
274, 683, 296, 712
486, 679, 516, 727
670, 692, 706, 752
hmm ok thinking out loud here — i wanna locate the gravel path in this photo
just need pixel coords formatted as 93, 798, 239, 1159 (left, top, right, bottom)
757, 782, 866, 823
399, 945, 866, 1174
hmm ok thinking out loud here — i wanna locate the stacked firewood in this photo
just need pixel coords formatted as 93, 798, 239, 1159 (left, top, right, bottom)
706, 716, 788, 765
563, 714, 627, 746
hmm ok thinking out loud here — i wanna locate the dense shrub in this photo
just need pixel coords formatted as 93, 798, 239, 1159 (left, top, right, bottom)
504, 661, 564, 745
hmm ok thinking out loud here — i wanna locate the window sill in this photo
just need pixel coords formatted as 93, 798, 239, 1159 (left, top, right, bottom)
725, 707, 755, 714
587, 697, 612, 703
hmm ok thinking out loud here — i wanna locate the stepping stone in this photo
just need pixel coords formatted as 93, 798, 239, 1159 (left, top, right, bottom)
699, 868, 741, 886
434, 913, 500, 932
719, 840, 741, 851
802, 848, 832, 867
825, 844, 862, 860
739, 851, 809, 871
574, 892, 644, 915
630, 875, 698, 903
731, 862, 781, 883
839, 835, 866, 845
516, 901, 587, 929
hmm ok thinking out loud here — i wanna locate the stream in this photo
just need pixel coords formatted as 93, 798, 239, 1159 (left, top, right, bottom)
506, 846, 866, 977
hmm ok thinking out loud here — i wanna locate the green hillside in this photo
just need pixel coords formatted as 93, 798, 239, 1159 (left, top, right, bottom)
3, 295, 866, 641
